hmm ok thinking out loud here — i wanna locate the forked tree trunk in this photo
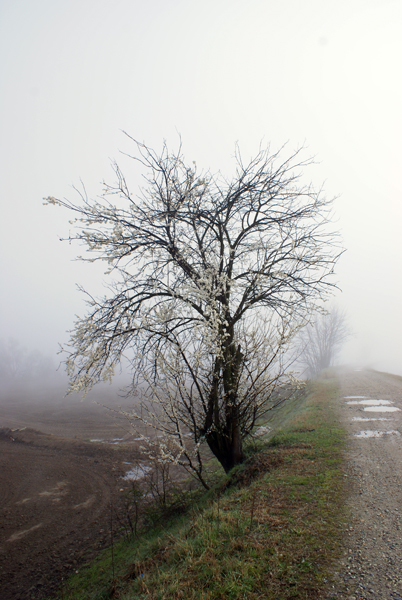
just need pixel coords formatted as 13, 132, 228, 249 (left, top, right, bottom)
205, 421, 244, 473
204, 339, 245, 473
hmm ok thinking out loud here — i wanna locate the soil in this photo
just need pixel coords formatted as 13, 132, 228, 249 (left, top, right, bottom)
323, 369, 402, 600
0, 381, 149, 600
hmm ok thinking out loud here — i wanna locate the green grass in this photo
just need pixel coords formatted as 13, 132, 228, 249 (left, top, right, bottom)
55, 377, 346, 600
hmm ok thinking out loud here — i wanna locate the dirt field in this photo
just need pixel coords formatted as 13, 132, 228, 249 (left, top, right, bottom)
0, 381, 148, 600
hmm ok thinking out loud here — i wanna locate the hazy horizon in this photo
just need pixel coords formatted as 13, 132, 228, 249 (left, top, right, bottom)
1, 0, 401, 378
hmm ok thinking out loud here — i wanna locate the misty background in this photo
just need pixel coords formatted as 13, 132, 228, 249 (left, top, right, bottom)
1, 0, 401, 384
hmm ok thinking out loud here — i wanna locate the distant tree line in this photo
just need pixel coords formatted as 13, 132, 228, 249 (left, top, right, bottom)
0, 338, 56, 383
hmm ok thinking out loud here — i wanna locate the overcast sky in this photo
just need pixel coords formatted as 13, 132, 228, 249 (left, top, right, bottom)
1, 0, 401, 375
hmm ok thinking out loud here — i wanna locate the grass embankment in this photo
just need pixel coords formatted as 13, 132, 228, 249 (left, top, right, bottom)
372, 369, 402, 384
57, 378, 346, 600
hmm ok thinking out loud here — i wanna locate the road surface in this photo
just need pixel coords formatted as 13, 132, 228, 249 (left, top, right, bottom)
324, 369, 402, 600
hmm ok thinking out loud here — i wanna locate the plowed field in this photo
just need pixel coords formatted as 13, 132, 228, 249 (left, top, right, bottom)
0, 383, 145, 600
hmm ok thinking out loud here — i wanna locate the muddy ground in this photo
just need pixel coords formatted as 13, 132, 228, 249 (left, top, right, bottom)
0, 381, 151, 600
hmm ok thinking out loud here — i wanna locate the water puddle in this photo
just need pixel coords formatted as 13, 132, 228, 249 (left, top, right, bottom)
90, 436, 150, 444
90, 437, 127, 443
16, 497, 31, 505
123, 464, 152, 481
352, 417, 392, 421
39, 481, 68, 502
73, 495, 95, 509
254, 426, 271, 437
354, 430, 400, 438
363, 406, 400, 412
7, 523, 43, 543
345, 399, 392, 406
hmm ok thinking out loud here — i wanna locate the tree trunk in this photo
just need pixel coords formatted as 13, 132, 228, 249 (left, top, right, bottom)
205, 425, 244, 473
204, 338, 245, 473
230, 411, 243, 468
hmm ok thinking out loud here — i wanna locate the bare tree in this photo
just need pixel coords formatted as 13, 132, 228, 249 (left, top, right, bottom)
297, 308, 350, 379
45, 138, 342, 484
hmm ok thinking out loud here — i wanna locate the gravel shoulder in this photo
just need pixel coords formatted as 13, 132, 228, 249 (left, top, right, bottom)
324, 369, 402, 600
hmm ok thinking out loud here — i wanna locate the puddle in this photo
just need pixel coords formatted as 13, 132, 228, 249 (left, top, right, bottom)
16, 497, 31, 505
123, 464, 152, 481
254, 426, 271, 437
90, 436, 150, 444
363, 406, 401, 412
354, 430, 400, 438
73, 495, 95, 509
39, 481, 68, 502
352, 417, 392, 421
346, 399, 392, 406
7, 523, 43, 543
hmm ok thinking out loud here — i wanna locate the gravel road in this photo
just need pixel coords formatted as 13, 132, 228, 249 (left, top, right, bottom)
324, 369, 402, 600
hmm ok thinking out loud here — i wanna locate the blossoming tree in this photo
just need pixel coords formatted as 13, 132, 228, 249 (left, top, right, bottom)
45, 138, 342, 486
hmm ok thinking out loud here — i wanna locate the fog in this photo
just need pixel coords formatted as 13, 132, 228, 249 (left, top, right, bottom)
1, 0, 401, 385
